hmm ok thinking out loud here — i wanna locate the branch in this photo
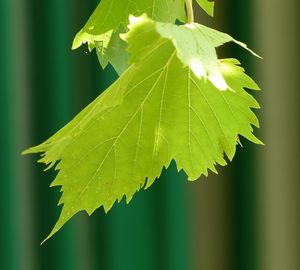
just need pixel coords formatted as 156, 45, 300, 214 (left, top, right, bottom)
185, 0, 194, 23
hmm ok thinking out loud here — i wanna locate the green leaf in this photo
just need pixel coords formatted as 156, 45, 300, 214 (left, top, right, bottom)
124, 15, 259, 90
195, 0, 215, 16
24, 15, 261, 242
95, 26, 129, 75
154, 19, 260, 90
72, 0, 186, 74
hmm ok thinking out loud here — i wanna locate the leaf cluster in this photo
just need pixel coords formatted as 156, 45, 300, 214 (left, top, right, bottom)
24, 0, 262, 242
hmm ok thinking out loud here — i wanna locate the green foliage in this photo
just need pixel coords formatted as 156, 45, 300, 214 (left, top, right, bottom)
24, 12, 261, 242
153, 19, 260, 90
72, 0, 186, 74
72, 0, 216, 73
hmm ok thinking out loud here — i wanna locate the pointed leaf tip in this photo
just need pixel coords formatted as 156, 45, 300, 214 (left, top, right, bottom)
195, 0, 215, 17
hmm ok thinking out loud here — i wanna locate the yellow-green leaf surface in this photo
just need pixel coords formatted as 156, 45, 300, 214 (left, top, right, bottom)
95, 26, 129, 75
195, 0, 215, 16
154, 19, 260, 90
72, 0, 186, 74
24, 15, 262, 242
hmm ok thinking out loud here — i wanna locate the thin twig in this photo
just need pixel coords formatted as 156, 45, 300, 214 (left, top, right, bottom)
185, 0, 194, 23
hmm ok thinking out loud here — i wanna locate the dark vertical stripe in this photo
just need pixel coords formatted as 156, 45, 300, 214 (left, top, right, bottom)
27, 4, 58, 265
26, 0, 77, 269
229, 1, 260, 270
0, 1, 20, 269
153, 162, 190, 270
47, 1, 77, 270
105, 182, 157, 270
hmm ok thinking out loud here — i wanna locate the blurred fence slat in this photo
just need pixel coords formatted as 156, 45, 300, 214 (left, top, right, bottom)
254, 1, 300, 270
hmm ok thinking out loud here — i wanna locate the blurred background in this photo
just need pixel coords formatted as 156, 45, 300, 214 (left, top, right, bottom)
1, 0, 299, 269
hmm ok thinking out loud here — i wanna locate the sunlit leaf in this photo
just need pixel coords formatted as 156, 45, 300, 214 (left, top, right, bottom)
72, 0, 186, 74
24, 15, 262, 242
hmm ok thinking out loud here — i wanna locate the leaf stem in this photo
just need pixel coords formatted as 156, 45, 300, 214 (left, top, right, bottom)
185, 0, 194, 23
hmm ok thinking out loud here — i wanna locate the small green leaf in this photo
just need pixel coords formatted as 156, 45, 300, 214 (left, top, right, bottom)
195, 0, 215, 16
72, 0, 186, 74
24, 15, 261, 242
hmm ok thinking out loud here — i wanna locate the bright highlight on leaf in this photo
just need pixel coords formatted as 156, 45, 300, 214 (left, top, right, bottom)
153, 18, 260, 90
24, 15, 262, 242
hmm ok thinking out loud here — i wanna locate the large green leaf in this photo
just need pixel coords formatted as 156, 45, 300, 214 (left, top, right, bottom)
72, 0, 186, 74
24, 15, 261, 242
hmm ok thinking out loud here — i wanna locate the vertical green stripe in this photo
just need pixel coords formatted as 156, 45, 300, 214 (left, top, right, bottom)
106, 181, 157, 270
49, 0, 72, 124
0, 0, 19, 268
11, 0, 36, 269
229, 1, 259, 269
158, 163, 190, 270
47, 1, 77, 270
26, 0, 77, 269
27, 0, 56, 267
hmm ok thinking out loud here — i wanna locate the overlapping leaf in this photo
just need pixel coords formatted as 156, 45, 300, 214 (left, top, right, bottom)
72, 0, 186, 74
72, 0, 218, 74
24, 15, 261, 242
153, 19, 260, 90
